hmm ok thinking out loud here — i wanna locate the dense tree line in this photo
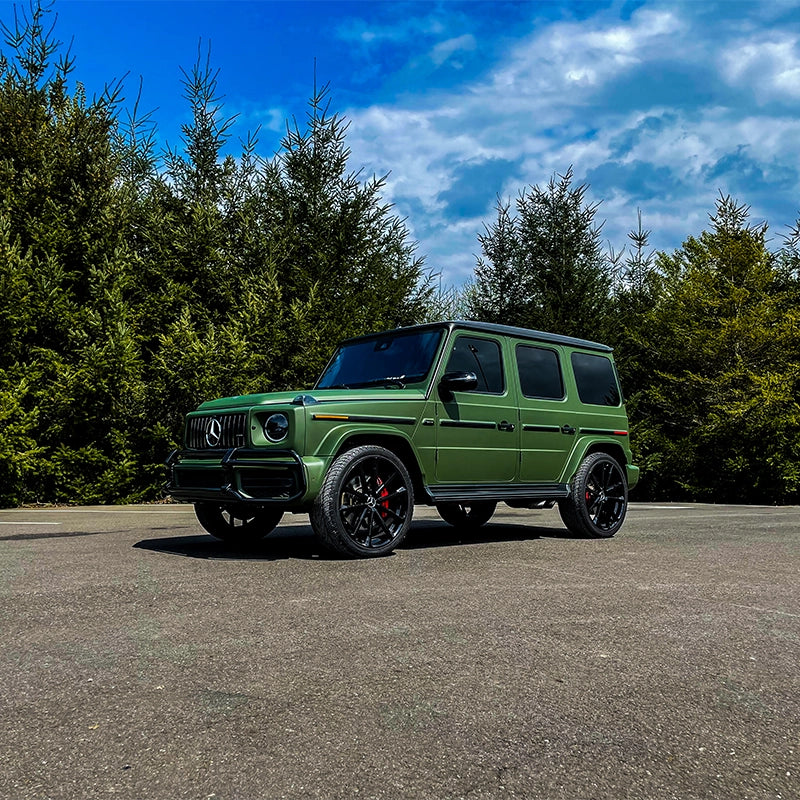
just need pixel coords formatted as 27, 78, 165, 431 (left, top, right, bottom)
470, 173, 800, 504
0, 4, 430, 505
2, 3, 798, 506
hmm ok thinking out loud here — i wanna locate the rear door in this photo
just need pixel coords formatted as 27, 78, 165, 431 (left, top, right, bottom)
514, 342, 576, 482
434, 333, 518, 483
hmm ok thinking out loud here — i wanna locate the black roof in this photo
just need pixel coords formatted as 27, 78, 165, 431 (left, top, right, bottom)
341, 320, 613, 353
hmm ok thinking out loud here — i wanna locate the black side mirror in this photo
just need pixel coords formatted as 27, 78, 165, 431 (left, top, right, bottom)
438, 371, 478, 399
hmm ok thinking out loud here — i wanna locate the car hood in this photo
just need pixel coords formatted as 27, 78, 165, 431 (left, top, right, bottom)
197, 388, 428, 412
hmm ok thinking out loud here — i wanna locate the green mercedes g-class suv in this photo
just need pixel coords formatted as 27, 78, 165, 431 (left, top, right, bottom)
166, 321, 638, 556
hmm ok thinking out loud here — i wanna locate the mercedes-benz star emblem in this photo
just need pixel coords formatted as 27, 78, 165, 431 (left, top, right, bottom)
205, 418, 222, 447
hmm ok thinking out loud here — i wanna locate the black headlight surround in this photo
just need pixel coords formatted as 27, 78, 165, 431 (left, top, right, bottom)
263, 412, 290, 443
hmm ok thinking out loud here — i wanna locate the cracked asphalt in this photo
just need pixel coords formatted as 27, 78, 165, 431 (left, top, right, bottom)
0, 502, 798, 800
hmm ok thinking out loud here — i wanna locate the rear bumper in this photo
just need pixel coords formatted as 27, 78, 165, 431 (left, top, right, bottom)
165, 447, 306, 505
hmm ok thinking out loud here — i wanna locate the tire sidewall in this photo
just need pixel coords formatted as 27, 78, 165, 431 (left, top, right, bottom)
312, 445, 414, 557
561, 453, 628, 538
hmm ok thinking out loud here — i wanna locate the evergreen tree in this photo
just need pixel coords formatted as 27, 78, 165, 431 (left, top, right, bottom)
469, 167, 612, 340
0, 4, 432, 505
261, 85, 432, 385
0, 1, 147, 504
631, 195, 800, 503
607, 210, 660, 393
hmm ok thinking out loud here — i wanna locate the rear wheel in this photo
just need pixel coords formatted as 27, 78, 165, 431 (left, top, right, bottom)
310, 445, 413, 558
558, 452, 627, 538
436, 501, 497, 530
194, 502, 283, 544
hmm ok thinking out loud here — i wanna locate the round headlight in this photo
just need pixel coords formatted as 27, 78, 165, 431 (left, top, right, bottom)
263, 413, 289, 443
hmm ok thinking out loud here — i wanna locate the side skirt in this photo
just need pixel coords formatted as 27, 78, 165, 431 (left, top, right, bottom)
425, 483, 570, 504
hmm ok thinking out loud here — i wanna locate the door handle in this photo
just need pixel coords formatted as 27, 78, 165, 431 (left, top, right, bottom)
498, 420, 515, 432
561, 424, 576, 435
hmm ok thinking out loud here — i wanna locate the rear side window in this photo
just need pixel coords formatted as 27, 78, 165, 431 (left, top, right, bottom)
445, 336, 504, 394
516, 345, 564, 400
571, 353, 621, 406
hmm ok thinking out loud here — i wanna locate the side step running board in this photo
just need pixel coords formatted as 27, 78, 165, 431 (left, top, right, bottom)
427, 483, 570, 504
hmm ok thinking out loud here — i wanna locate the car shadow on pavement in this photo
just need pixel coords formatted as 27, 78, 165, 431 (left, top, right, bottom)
133, 520, 579, 561
401, 520, 576, 550
133, 526, 325, 561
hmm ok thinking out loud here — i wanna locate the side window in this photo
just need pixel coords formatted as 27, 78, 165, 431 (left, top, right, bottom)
516, 345, 564, 400
571, 352, 621, 406
445, 336, 504, 394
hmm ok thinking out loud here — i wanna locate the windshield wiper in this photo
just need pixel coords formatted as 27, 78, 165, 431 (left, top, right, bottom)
352, 376, 407, 389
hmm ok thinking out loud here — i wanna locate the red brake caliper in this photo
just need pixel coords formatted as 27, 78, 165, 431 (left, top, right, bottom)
376, 477, 390, 519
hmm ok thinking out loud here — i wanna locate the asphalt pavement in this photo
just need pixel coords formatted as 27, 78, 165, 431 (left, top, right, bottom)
0, 502, 798, 800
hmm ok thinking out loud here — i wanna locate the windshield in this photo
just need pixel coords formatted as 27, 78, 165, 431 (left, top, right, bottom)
316, 328, 445, 390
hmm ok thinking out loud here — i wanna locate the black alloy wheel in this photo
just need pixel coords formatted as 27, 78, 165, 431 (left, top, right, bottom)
194, 502, 284, 544
310, 445, 413, 557
558, 452, 628, 538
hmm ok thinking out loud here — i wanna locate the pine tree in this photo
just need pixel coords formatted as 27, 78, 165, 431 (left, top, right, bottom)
631, 195, 800, 502
607, 210, 660, 393
469, 167, 612, 340
261, 85, 432, 385
0, 1, 147, 504
0, 4, 441, 504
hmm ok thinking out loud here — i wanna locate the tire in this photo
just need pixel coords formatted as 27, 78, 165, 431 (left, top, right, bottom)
194, 502, 283, 545
310, 445, 414, 558
558, 452, 628, 538
436, 501, 497, 530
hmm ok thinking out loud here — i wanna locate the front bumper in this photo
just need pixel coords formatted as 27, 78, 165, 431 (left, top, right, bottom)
165, 447, 306, 505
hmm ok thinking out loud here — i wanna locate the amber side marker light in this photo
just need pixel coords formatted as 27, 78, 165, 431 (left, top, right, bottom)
312, 414, 351, 421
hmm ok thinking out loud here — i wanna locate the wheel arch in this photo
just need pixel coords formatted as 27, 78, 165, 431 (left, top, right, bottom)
562, 438, 628, 483
333, 432, 427, 503
584, 440, 628, 467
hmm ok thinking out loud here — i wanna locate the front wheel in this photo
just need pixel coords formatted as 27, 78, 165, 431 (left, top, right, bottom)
436, 501, 497, 530
310, 445, 414, 557
194, 502, 283, 544
558, 452, 628, 538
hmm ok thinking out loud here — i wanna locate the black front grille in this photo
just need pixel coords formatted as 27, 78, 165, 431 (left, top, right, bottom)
186, 413, 248, 449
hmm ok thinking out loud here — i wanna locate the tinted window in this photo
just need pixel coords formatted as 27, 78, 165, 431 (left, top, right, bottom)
317, 328, 443, 389
516, 345, 564, 399
571, 352, 621, 406
445, 336, 504, 394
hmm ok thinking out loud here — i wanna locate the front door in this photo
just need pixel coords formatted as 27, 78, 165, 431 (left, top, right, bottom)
434, 334, 518, 483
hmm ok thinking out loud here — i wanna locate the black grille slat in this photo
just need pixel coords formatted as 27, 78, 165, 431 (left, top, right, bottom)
185, 413, 248, 449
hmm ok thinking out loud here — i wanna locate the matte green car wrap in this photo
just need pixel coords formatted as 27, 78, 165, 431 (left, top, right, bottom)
166, 321, 638, 554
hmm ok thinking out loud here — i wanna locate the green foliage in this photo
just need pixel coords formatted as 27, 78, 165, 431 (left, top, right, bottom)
469, 167, 613, 341
0, 1, 146, 504
623, 196, 800, 503
0, 3, 431, 506
2, 2, 798, 507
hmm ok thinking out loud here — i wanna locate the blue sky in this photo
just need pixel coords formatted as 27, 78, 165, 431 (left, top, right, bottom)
3, 0, 800, 287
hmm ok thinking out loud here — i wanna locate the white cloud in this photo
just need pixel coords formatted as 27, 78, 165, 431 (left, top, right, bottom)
341, 2, 800, 285
488, 6, 684, 100
722, 33, 800, 100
